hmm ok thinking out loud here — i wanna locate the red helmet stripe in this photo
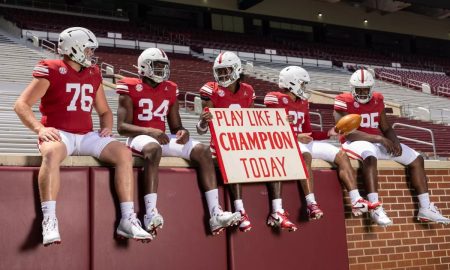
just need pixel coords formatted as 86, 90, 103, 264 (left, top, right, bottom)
218, 52, 224, 64
159, 48, 166, 58
360, 68, 365, 83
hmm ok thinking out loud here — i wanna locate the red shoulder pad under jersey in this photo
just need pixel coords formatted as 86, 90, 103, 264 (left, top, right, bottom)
264, 91, 283, 107
334, 92, 353, 112
116, 77, 141, 95
199, 81, 215, 99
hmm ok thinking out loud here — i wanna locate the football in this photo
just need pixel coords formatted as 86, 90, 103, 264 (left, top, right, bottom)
335, 114, 362, 135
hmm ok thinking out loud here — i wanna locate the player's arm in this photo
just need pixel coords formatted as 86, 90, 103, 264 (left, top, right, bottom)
378, 109, 402, 156
14, 78, 60, 141
334, 110, 383, 143
167, 100, 189, 144
93, 84, 113, 137
197, 99, 214, 135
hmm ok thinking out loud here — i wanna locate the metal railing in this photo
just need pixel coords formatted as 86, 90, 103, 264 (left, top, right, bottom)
118, 69, 139, 78
392, 123, 437, 159
184, 92, 200, 112
100, 62, 115, 75
309, 111, 323, 131
41, 39, 56, 54
405, 78, 424, 89
437, 86, 450, 97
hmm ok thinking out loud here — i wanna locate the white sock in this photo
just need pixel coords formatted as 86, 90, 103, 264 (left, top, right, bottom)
144, 193, 157, 216
418, 193, 430, 209
305, 193, 317, 205
272, 198, 282, 213
367, 193, 379, 203
234, 199, 245, 212
349, 189, 362, 204
120, 202, 134, 219
41, 201, 56, 218
205, 189, 220, 216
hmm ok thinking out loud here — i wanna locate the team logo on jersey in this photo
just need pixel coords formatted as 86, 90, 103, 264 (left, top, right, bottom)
243, 91, 248, 96
59, 67, 67, 75
218, 89, 225, 97
354, 101, 360, 108
164, 86, 169, 91
282, 97, 289, 104
136, 84, 143, 92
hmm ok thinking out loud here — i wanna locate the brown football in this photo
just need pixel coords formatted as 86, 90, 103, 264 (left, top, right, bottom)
335, 114, 362, 135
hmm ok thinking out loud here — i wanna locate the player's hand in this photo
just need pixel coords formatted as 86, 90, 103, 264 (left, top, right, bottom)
380, 137, 396, 155
98, 127, 113, 137
176, 129, 189, 144
328, 127, 340, 137
38, 127, 61, 142
392, 142, 402, 157
149, 130, 170, 145
199, 110, 213, 127
297, 133, 313, 144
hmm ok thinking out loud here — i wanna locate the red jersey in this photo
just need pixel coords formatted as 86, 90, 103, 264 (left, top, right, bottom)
116, 77, 178, 132
32, 59, 102, 134
264, 91, 328, 140
334, 92, 384, 137
199, 82, 255, 109
199, 82, 255, 153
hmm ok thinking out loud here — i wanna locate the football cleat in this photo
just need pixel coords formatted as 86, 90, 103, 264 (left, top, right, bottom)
267, 211, 298, 232
370, 206, 393, 227
307, 203, 324, 220
144, 208, 164, 238
238, 210, 252, 232
42, 216, 61, 246
209, 208, 241, 235
116, 213, 153, 243
352, 198, 381, 216
417, 203, 450, 225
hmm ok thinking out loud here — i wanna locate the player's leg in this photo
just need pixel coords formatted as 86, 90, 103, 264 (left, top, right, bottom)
38, 138, 68, 246
165, 136, 241, 235
228, 183, 252, 232
88, 134, 151, 241
266, 181, 297, 231
343, 141, 392, 226
392, 144, 449, 224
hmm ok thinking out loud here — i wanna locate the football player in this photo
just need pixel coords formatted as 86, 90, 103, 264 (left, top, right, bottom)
116, 48, 241, 236
14, 27, 151, 246
264, 66, 377, 221
334, 68, 450, 225
198, 52, 297, 232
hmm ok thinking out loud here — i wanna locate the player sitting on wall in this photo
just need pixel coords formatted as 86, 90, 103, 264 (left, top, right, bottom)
14, 27, 152, 246
334, 68, 450, 226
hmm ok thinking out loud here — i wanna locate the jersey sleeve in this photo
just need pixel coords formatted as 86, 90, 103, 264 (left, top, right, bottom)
334, 94, 348, 112
200, 82, 214, 101
116, 79, 131, 96
32, 60, 51, 79
264, 92, 280, 108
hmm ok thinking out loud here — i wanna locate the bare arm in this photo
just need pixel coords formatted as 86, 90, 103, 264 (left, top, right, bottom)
197, 99, 214, 135
378, 109, 402, 156
94, 84, 113, 136
167, 100, 189, 144
14, 78, 60, 141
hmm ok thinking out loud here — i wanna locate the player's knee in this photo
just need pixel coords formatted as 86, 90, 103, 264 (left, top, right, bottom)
142, 143, 162, 161
191, 144, 211, 162
41, 148, 63, 167
302, 152, 312, 165
363, 156, 377, 167
409, 155, 424, 169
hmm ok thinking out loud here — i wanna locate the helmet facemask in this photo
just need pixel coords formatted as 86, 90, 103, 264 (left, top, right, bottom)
290, 81, 310, 100
352, 87, 372, 104
140, 59, 170, 83
214, 65, 239, 87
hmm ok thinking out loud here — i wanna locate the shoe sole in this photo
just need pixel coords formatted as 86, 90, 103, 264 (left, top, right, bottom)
239, 225, 252, 232
116, 231, 152, 243
267, 220, 298, 232
43, 239, 61, 247
417, 217, 450, 224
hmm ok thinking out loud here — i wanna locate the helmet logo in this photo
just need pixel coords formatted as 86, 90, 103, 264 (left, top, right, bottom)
59, 67, 67, 75
218, 89, 225, 97
282, 97, 289, 104
136, 84, 143, 92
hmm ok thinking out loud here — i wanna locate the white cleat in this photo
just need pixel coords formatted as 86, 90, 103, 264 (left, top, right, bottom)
352, 198, 381, 217
417, 203, 450, 225
144, 208, 164, 238
209, 208, 241, 235
42, 216, 61, 246
116, 213, 153, 243
370, 206, 393, 227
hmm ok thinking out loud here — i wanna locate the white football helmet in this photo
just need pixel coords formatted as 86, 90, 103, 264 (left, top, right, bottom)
137, 48, 170, 83
58, 27, 98, 67
213, 51, 242, 87
278, 66, 311, 99
350, 69, 375, 104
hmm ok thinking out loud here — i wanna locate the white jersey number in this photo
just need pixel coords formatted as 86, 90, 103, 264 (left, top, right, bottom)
66, 83, 94, 112
138, 99, 170, 121
360, 112, 379, 128
288, 111, 305, 132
